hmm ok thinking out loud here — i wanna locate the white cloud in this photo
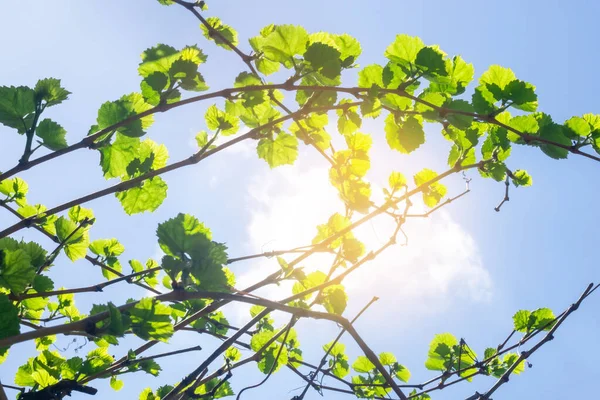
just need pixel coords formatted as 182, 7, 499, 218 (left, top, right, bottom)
229, 157, 492, 326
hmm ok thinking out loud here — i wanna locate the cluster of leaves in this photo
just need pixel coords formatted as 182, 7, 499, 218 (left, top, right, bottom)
0, 0, 596, 399
0, 78, 70, 158
157, 213, 233, 291
249, 306, 303, 374
351, 352, 410, 399
14, 347, 113, 390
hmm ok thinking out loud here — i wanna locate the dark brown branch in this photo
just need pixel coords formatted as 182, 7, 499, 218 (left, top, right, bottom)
494, 175, 510, 212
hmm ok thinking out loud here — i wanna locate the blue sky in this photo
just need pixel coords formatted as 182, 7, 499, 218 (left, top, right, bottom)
1, 1, 599, 399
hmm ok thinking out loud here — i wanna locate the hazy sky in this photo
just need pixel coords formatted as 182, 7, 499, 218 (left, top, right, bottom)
1, 1, 599, 399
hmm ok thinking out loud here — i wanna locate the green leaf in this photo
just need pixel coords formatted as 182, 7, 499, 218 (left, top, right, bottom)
304, 42, 342, 79
128, 298, 173, 341
157, 214, 229, 290
251, 330, 275, 352
384, 34, 425, 73
383, 61, 408, 89
32, 275, 54, 293
358, 64, 384, 88
32, 369, 58, 388
55, 216, 90, 261
425, 333, 457, 371
96, 93, 154, 138
110, 376, 124, 391
385, 114, 425, 154
169, 59, 208, 92
0, 294, 20, 357
261, 25, 309, 68
35, 119, 68, 150
415, 46, 447, 77
205, 105, 238, 135
89, 238, 125, 258
0, 249, 35, 293
503, 353, 526, 375
116, 176, 168, 215
480, 65, 516, 91
388, 171, 407, 191
504, 80, 537, 111
414, 169, 447, 207
129, 259, 160, 288
99, 134, 140, 179
379, 352, 397, 366
69, 205, 94, 225
0, 177, 28, 205
331, 356, 350, 379
0, 238, 46, 271
195, 130, 210, 149
140, 72, 169, 106
312, 213, 351, 248
508, 115, 539, 142
333, 33, 361, 66
139, 44, 206, 78
429, 55, 474, 95
157, 213, 213, 257
293, 271, 327, 298
443, 99, 474, 130
352, 356, 375, 373
34, 335, 56, 351
336, 103, 362, 136
225, 347, 242, 362
34, 78, 71, 107
257, 132, 298, 168
234, 72, 267, 107
201, 17, 238, 49
514, 309, 546, 333
81, 347, 115, 375
290, 112, 331, 150
564, 116, 591, 137
538, 123, 571, 159
511, 170, 532, 187
472, 85, 497, 114
394, 363, 411, 383
321, 285, 347, 315
340, 237, 365, 263
530, 308, 556, 331
0, 85, 35, 133
194, 378, 234, 398
323, 341, 345, 357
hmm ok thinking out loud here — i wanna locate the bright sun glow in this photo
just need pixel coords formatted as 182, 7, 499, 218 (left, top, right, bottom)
233, 148, 492, 324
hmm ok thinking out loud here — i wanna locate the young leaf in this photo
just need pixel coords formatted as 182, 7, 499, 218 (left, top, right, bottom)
413, 169, 447, 207
128, 298, 174, 341
205, 105, 238, 135
385, 114, 425, 154
352, 355, 375, 373
384, 34, 425, 73
200, 17, 238, 49
511, 170, 532, 187
261, 25, 309, 68
34, 78, 71, 107
35, 119, 68, 150
257, 132, 298, 168
116, 177, 168, 215
0, 85, 35, 133
0, 249, 35, 293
